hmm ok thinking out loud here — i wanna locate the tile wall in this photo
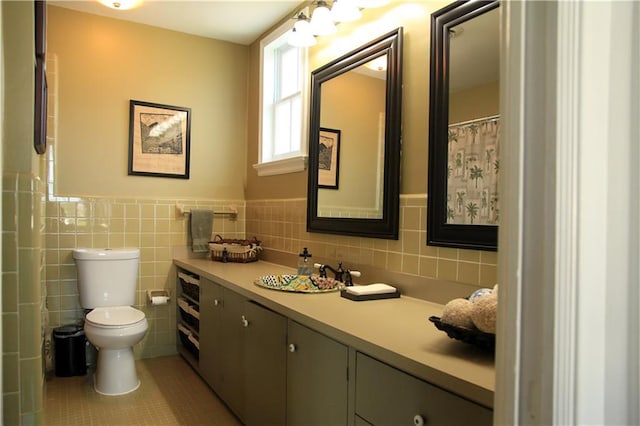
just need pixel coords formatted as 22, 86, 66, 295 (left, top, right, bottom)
246, 196, 498, 287
43, 196, 245, 360
2, 4, 48, 422
2, 170, 47, 425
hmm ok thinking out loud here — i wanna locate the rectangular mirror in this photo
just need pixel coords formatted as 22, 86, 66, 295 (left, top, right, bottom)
427, 1, 499, 250
307, 28, 403, 239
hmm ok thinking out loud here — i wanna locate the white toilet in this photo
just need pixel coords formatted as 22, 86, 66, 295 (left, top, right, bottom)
73, 248, 148, 396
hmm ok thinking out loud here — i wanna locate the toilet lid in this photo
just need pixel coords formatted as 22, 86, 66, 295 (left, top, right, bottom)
86, 306, 145, 327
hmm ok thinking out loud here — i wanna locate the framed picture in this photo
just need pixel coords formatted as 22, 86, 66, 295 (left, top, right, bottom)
318, 127, 341, 189
128, 100, 191, 179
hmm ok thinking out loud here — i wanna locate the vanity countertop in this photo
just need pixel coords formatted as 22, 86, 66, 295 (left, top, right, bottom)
174, 257, 495, 409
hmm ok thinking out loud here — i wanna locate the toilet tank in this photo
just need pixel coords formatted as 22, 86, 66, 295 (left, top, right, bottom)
73, 248, 140, 308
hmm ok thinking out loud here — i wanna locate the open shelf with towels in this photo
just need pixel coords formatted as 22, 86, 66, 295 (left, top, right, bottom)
176, 268, 201, 366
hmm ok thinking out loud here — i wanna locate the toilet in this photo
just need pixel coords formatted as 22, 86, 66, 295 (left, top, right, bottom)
73, 248, 148, 396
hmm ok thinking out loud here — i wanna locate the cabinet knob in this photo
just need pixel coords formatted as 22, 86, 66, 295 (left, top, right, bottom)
241, 315, 249, 327
213, 299, 220, 307
288, 343, 297, 353
413, 414, 426, 426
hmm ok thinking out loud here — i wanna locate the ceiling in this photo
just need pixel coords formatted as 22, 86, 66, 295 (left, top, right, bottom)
48, 0, 302, 45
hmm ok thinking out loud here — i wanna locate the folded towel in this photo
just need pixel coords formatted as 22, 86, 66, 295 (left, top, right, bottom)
190, 209, 214, 253
345, 283, 398, 296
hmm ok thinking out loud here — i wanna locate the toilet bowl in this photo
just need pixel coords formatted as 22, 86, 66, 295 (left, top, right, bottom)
84, 306, 148, 395
73, 248, 147, 396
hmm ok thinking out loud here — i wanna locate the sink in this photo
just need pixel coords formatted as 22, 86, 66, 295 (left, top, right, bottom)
254, 274, 342, 293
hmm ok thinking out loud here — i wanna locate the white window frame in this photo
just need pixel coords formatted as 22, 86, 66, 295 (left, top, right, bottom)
253, 13, 310, 176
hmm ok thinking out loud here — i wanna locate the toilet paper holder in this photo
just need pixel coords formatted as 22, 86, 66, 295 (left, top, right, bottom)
147, 290, 171, 305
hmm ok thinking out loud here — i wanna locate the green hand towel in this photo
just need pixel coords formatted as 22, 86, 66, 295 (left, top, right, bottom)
190, 209, 214, 253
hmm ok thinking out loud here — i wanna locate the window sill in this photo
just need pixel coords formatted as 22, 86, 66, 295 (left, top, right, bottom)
253, 156, 308, 177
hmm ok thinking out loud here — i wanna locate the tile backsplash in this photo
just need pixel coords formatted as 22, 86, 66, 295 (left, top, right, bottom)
42, 193, 496, 365
43, 196, 245, 359
246, 196, 498, 288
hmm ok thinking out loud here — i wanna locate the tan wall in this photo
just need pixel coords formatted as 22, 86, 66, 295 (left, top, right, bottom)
47, 6, 248, 199
45, 51, 246, 363
246, 1, 451, 199
450, 80, 499, 124
244, 1, 498, 290
43, 9, 251, 363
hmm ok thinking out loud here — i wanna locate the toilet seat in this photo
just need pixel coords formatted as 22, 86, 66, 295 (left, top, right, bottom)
86, 306, 145, 328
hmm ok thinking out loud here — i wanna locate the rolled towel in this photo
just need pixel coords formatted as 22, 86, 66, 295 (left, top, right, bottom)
441, 298, 475, 329
345, 283, 397, 296
471, 293, 498, 333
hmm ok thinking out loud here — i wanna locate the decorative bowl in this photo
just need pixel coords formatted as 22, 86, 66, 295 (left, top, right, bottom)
254, 274, 342, 293
428, 316, 495, 352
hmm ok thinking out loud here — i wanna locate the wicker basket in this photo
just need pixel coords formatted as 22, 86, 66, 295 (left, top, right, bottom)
209, 235, 262, 263
178, 271, 200, 301
177, 324, 199, 359
177, 297, 200, 330
428, 316, 495, 353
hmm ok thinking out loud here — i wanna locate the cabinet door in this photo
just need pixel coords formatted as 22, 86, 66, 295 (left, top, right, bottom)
219, 288, 246, 419
355, 352, 493, 426
287, 321, 349, 426
243, 301, 287, 426
198, 278, 224, 390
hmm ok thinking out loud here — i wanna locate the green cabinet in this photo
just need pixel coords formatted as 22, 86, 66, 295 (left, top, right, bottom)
244, 301, 287, 426
198, 277, 224, 391
179, 267, 492, 426
198, 277, 286, 425
287, 321, 349, 426
218, 288, 246, 418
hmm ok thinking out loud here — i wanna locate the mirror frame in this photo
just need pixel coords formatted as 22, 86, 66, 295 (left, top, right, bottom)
427, 0, 499, 251
307, 28, 403, 239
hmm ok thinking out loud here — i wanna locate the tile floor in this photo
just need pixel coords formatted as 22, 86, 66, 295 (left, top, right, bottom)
44, 355, 241, 425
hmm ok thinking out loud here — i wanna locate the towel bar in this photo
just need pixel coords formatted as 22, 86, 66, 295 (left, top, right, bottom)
175, 203, 238, 219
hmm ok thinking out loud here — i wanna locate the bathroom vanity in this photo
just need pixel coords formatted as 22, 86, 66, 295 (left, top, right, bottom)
174, 258, 494, 425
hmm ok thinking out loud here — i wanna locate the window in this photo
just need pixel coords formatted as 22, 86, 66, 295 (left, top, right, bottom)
254, 17, 309, 176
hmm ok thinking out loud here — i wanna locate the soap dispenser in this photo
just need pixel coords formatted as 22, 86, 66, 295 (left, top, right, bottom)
297, 247, 313, 276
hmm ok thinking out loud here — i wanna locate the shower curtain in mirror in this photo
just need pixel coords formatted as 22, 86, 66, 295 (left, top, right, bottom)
446, 115, 500, 225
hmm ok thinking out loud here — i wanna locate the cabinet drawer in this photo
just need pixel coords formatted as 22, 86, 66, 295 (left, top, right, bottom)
355, 352, 492, 426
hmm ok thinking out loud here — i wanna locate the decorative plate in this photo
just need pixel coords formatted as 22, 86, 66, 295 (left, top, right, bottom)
428, 316, 495, 352
254, 274, 342, 293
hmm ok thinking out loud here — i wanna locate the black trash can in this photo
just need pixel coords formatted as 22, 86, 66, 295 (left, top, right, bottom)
53, 325, 87, 377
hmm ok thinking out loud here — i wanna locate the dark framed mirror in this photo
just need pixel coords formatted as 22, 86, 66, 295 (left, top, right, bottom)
307, 28, 403, 239
427, 1, 499, 250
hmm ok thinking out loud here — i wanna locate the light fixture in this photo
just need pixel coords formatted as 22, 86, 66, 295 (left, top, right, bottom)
310, 1, 337, 36
98, 0, 143, 10
331, 0, 362, 23
289, 13, 317, 47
